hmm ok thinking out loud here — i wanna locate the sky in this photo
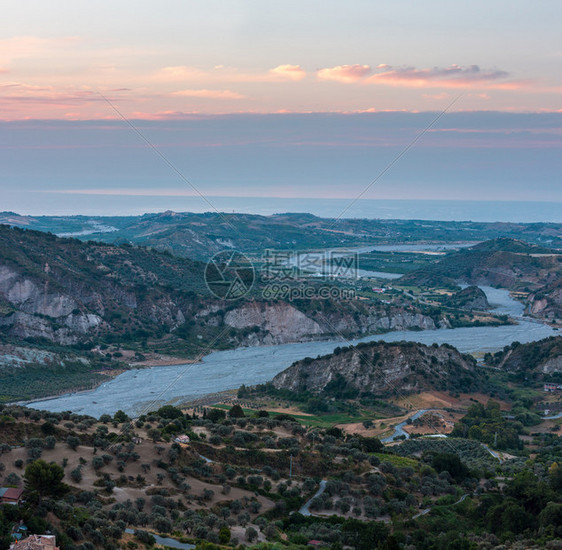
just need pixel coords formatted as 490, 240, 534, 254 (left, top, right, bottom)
1, 1, 561, 215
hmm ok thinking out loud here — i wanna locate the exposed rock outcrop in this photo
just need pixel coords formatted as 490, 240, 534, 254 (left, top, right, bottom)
220, 301, 444, 345
272, 340, 480, 395
527, 276, 562, 322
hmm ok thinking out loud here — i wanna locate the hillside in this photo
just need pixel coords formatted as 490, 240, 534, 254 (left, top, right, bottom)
3, 211, 562, 260
443, 285, 490, 310
400, 237, 561, 291
272, 340, 482, 396
486, 336, 562, 377
0, 400, 559, 550
0, 224, 208, 345
0, 225, 468, 403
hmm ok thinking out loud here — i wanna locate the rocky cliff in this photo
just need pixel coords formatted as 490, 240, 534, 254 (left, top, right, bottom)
527, 276, 562, 323
0, 225, 207, 344
221, 301, 443, 345
272, 340, 480, 396
0, 225, 449, 349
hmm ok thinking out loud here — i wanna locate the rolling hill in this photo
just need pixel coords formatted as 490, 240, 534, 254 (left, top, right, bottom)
400, 238, 561, 292
272, 340, 483, 397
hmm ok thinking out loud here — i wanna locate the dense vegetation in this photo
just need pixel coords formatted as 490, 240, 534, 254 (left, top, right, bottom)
450, 400, 524, 450
0, 399, 560, 549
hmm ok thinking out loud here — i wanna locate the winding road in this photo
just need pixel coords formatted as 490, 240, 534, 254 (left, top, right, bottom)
412, 493, 469, 519
381, 409, 435, 443
299, 480, 327, 516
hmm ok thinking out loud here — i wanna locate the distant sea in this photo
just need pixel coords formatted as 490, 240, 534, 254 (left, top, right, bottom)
11, 195, 562, 223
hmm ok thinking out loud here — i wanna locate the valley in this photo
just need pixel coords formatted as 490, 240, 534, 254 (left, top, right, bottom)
1, 213, 561, 550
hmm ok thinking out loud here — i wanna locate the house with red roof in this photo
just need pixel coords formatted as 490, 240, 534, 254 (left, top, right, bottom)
0, 487, 24, 505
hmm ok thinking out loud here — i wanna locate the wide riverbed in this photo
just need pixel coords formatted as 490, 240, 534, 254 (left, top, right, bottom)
26, 287, 556, 417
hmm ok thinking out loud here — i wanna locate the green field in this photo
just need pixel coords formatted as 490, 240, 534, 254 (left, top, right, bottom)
212, 404, 382, 428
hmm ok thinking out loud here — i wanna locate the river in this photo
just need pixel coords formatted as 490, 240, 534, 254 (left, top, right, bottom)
24, 287, 556, 418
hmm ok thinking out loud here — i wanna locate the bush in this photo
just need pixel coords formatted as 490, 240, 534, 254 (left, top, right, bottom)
67, 436, 80, 451
70, 467, 83, 483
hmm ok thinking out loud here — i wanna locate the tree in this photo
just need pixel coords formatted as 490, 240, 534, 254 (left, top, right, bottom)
113, 410, 129, 424
219, 527, 231, 544
431, 452, 470, 482
5, 472, 20, 486
147, 428, 161, 443
245, 526, 258, 543
40, 421, 56, 435
549, 462, 562, 491
539, 502, 562, 533
0, 509, 11, 549
70, 467, 83, 483
156, 405, 183, 419
206, 408, 226, 423
229, 405, 245, 418
24, 460, 67, 503
66, 435, 80, 451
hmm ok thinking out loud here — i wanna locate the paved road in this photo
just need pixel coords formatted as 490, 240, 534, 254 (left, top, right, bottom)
381, 409, 435, 443
125, 529, 195, 549
544, 412, 562, 420
412, 493, 469, 519
481, 443, 504, 464
299, 480, 327, 516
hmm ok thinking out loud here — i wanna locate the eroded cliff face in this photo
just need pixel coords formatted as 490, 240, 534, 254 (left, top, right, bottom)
527, 277, 562, 322
541, 356, 562, 375
0, 265, 77, 317
0, 261, 444, 346
220, 301, 443, 345
493, 336, 562, 376
224, 302, 323, 344
272, 341, 478, 395
0, 225, 448, 347
0, 261, 188, 344
0, 265, 104, 343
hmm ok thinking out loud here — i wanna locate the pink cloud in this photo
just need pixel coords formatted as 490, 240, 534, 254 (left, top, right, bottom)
0, 83, 130, 105
155, 66, 209, 82
172, 89, 246, 99
317, 64, 372, 83
366, 64, 518, 89
422, 92, 450, 100
156, 64, 306, 84
268, 64, 306, 81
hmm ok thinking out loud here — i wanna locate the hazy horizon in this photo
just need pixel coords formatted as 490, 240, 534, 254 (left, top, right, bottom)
3, 197, 562, 224
2, 2, 561, 224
